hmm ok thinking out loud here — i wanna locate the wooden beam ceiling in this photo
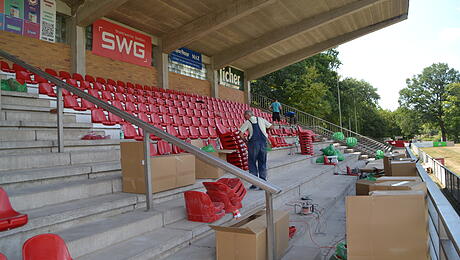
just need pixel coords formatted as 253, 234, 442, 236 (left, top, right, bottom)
246, 13, 408, 80
77, 0, 130, 27
213, 0, 382, 69
161, 0, 277, 53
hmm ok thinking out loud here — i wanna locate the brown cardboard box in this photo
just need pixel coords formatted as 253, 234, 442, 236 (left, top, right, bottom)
383, 153, 406, 175
195, 152, 227, 179
346, 190, 428, 260
389, 161, 417, 176
355, 177, 423, 196
120, 142, 195, 194
369, 180, 426, 193
211, 210, 289, 260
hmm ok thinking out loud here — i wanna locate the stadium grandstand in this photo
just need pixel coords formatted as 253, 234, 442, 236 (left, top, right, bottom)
0, 0, 458, 260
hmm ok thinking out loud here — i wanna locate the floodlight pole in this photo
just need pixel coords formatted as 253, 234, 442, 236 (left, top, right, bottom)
337, 74, 343, 132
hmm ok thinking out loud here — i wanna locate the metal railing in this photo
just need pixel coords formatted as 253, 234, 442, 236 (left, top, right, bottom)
0, 50, 282, 260
411, 144, 460, 213
406, 146, 460, 260
251, 93, 393, 155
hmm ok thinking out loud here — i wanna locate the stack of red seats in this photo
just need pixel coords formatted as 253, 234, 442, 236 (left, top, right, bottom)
216, 124, 248, 170
0, 188, 28, 232
298, 128, 314, 155
203, 178, 246, 216
183, 191, 225, 223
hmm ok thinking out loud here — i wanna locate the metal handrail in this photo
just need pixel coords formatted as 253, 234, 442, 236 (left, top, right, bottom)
0, 49, 281, 259
406, 146, 460, 259
251, 93, 393, 151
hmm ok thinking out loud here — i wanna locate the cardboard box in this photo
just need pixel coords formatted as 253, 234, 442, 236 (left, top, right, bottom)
355, 177, 423, 196
211, 210, 289, 260
120, 142, 195, 194
383, 153, 406, 175
369, 180, 426, 193
389, 161, 417, 176
346, 190, 428, 260
195, 152, 228, 179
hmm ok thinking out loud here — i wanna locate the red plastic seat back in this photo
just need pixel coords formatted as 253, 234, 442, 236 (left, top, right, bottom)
0, 188, 20, 219
184, 191, 225, 223
0, 252, 6, 260
22, 234, 73, 260
157, 141, 172, 155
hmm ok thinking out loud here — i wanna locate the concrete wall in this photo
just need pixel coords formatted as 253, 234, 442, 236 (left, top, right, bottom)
0, 30, 246, 103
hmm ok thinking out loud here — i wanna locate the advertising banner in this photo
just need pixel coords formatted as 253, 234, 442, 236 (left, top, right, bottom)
92, 19, 152, 67
39, 0, 55, 42
4, 0, 23, 34
23, 0, 40, 38
170, 47, 203, 69
0, 14, 4, 30
0, 0, 4, 13
219, 66, 244, 90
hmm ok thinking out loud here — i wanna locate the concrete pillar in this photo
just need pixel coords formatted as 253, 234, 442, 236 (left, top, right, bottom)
155, 42, 169, 89
70, 16, 86, 75
244, 79, 251, 105
207, 62, 219, 98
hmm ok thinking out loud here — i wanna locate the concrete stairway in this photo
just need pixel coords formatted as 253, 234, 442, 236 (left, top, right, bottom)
0, 91, 361, 260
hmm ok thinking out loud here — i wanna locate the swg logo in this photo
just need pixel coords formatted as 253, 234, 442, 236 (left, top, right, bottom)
101, 31, 145, 59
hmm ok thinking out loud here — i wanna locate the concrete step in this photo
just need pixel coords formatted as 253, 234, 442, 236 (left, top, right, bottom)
1, 104, 51, 112
0, 160, 121, 190
4, 110, 75, 123
0, 128, 99, 142
0, 149, 119, 171
8, 175, 121, 211
0, 193, 139, 259
344, 148, 354, 153
0, 120, 93, 129
59, 209, 164, 258
1, 91, 50, 107
0, 139, 121, 155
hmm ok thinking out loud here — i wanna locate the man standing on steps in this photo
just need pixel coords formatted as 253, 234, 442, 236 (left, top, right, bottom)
270, 99, 282, 122
239, 110, 274, 190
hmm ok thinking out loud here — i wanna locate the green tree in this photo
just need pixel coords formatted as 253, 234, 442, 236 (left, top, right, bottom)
393, 107, 422, 139
445, 83, 460, 142
378, 109, 403, 138
251, 49, 340, 120
399, 63, 460, 141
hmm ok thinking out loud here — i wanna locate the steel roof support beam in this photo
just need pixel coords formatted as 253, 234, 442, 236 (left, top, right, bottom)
76, 0, 129, 27
246, 13, 408, 81
161, 0, 276, 53
213, 0, 382, 69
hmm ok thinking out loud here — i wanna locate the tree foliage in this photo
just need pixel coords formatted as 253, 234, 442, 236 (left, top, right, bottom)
399, 63, 460, 141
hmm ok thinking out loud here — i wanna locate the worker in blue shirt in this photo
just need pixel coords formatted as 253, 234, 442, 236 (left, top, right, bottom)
270, 100, 282, 122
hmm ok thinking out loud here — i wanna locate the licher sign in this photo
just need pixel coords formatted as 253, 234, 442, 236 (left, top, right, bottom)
219, 66, 244, 90
92, 19, 152, 67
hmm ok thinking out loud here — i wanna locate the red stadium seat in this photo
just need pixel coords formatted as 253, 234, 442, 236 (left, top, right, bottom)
107, 78, 116, 86
116, 80, 125, 88
45, 68, 59, 77
208, 127, 218, 139
157, 140, 172, 155
178, 126, 190, 139
81, 99, 96, 110
0, 61, 14, 73
88, 89, 100, 99
189, 126, 200, 139
125, 102, 136, 112
108, 112, 123, 124
96, 77, 106, 85
105, 84, 116, 93
184, 191, 225, 223
191, 117, 200, 127
58, 71, 71, 79
22, 234, 72, 260
12, 64, 27, 73
72, 73, 84, 82
64, 96, 86, 111
172, 115, 182, 126
162, 114, 173, 125
38, 83, 56, 97
79, 81, 91, 89
101, 91, 113, 101
91, 109, 115, 126
137, 112, 151, 123
199, 117, 209, 127
126, 94, 136, 103
151, 114, 162, 125
198, 127, 210, 139
16, 71, 37, 84
203, 178, 246, 214
126, 82, 135, 89
92, 82, 104, 91
137, 103, 148, 113
182, 116, 192, 126
114, 93, 125, 102
0, 188, 28, 231
85, 75, 95, 83
122, 124, 143, 141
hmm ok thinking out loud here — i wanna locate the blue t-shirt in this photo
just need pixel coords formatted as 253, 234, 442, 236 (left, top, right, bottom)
271, 102, 281, 112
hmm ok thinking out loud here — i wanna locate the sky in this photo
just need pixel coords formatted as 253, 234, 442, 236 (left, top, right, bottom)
337, 0, 460, 111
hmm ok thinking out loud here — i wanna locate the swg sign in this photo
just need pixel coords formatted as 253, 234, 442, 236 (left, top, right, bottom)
92, 19, 152, 67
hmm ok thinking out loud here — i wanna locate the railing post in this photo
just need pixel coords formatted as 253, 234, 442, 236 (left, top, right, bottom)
266, 191, 276, 260
143, 131, 153, 210
56, 87, 64, 152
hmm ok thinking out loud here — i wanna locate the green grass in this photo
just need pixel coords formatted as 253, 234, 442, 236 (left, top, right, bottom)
422, 144, 460, 175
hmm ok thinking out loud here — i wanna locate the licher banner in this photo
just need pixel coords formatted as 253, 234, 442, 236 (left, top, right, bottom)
92, 19, 152, 67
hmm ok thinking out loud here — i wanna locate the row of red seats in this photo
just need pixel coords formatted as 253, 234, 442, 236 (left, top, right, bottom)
268, 136, 292, 148
268, 127, 298, 137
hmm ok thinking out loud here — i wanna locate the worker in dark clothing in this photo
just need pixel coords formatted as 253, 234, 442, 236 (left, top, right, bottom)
284, 111, 297, 125
239, 110, 274, 190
